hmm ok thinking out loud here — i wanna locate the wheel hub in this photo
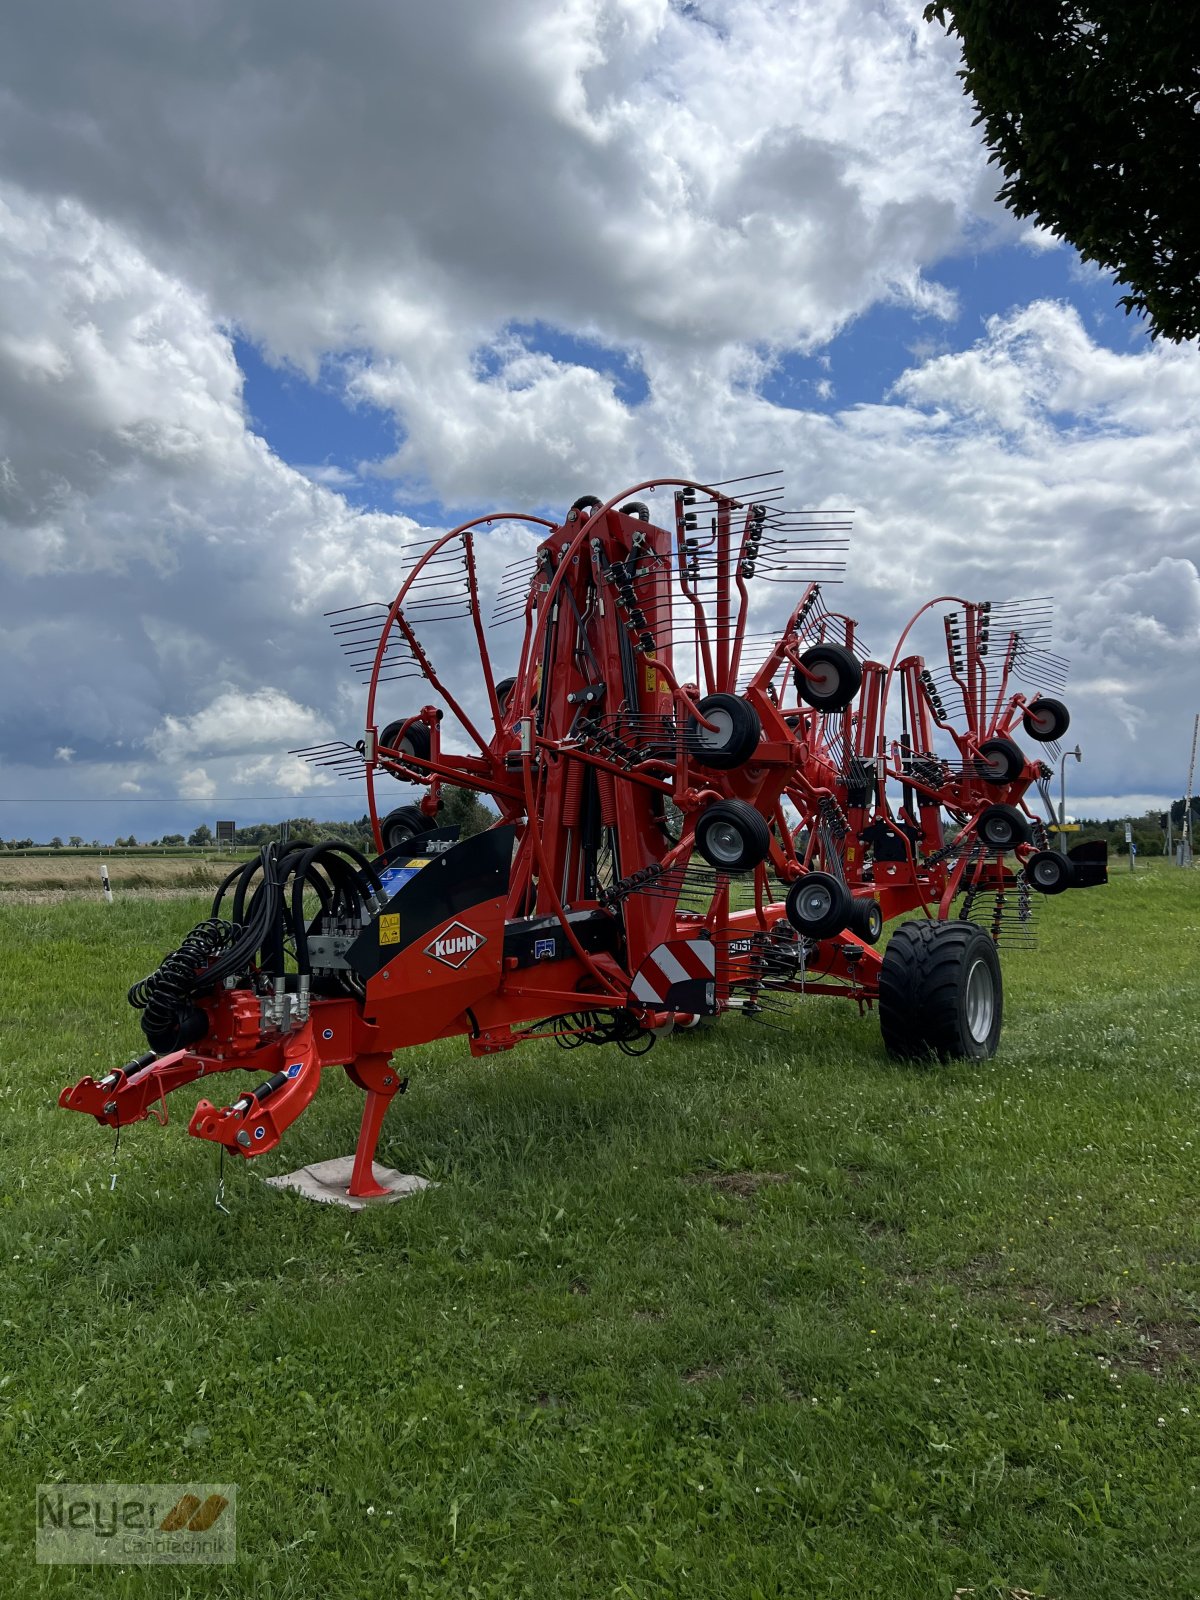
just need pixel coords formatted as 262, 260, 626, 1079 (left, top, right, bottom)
964, 957, 995, 1043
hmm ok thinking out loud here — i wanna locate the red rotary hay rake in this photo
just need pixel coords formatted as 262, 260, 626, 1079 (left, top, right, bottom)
61, 478, 1106, 1200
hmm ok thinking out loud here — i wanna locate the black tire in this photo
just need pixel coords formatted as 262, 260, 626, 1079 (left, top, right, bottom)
687, 693, 762, 770
976, 803, 1032, 852
380, 805, 430, 853
848, 897, 884, 944
794, 643, 863, 713
976, 737, 1025, 785
1023, 849, 1076, 895
494, 677, 517, 716
784, 872, 852, 939
619, 501, 650, 520
1022, 696, 1070, 743
379, 719, 431, 761
570, 494, 603, 516
879, 920, 1002, 1061
694, 799, 771, 872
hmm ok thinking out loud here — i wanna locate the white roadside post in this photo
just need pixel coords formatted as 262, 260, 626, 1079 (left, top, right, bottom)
100, 862, 113, 903
1124, 819, 1133, 874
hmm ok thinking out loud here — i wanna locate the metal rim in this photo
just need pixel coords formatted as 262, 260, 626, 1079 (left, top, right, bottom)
964, 957, 996, 1043
705, 819, 744, 864
982, 817, 1011, 847
797, 883, 833, 921
980, 750, 1008, 778
806, 663, 839, 697
1032, 856, 1062, 888
696, 707, 733, 750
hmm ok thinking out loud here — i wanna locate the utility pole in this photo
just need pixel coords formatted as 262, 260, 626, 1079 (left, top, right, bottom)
1058, 745, 1082, 855
1183, 713, 1198, 868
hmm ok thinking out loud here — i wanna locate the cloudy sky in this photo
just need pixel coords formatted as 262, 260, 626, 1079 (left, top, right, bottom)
1, 0, 1197, 843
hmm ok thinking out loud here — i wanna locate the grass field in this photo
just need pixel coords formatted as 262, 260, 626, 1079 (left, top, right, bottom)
0, 854, 245, 896
1, 865, 1198, 1597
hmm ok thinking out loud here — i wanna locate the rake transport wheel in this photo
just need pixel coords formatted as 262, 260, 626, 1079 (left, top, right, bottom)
785, 871, 852, 939
848, 897, 884, 944
976, 737, 1025, 784
794, 642, 862, 713
976, 803, 1033, 852
687, 692, 762, 769
380, 805, 433, 852
1022, 696, 1070, 743
1023, 849, 1076, 895
879, 920, 1003, 1061
694, 799, 771, 871
379, 719, 432, 760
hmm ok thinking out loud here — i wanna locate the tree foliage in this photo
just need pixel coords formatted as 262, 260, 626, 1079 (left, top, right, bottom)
925, 2, 1200, 341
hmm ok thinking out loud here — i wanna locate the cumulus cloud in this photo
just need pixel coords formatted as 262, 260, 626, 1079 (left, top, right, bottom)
0, 2, 1196, 838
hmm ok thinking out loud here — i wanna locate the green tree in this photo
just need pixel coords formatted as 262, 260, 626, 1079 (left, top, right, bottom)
49, 836, 63, 848
68, 835, 83, 848
925, 2, 1200, 340
161, 833, 186, 846
188, 823, 213, 847
439, 785, 496, 840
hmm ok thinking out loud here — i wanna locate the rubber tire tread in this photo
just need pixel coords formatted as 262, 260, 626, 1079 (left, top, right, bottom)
879, 919, 1002, 1062
694, 799, 771, 871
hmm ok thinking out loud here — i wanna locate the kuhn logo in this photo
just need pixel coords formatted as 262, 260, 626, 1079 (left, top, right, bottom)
424, 921, 486, 969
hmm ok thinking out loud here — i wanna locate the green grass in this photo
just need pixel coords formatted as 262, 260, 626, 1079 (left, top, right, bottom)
1, 866, 1198, 1597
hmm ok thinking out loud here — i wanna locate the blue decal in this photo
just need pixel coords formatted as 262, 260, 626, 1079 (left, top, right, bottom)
379, 864, 422, 896
286, 1062, 303, 1079
321, 1028, 334, 1041
533, 937, 556, 960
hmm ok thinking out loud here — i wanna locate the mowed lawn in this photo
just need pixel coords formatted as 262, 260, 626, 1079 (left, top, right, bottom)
1, 865, 1197, 1598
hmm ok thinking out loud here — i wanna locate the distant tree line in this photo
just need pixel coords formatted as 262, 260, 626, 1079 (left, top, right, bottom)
2, 787, 496, 852
1075, 799, 1200, 857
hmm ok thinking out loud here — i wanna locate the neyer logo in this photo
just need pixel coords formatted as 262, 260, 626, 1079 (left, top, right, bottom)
424, 921, 486, 969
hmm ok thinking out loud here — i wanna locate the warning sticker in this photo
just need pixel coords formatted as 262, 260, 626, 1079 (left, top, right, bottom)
378, 913, 401, 945
643, 662, 664, 693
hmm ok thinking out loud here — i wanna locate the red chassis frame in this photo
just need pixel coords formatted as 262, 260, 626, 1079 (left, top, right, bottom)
61, 482, 1092, 1198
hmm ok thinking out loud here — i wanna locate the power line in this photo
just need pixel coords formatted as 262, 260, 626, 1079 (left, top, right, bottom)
0, 794, 367, 804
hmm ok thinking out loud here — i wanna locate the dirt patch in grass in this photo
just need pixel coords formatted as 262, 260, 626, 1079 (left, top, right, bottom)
686, 1170, 791, 1198
1019, 1291, 1200, 1375
682, 1365, 722, 1385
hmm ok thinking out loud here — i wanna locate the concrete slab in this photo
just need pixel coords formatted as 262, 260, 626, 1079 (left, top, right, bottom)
263, 1155, 434, 1210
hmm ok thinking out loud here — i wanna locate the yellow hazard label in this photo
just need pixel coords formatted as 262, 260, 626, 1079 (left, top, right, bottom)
845, 845, 857, 864
643, 662, 664, 693
407, 858, 429, 869
378, 913, 401, 945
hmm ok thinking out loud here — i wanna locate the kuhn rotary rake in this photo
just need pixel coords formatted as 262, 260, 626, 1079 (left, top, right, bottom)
61, 478, 1106, 1200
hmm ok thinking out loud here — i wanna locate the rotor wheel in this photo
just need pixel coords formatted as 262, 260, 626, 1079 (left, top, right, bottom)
693, 799, 771, 872
687, 693, 762, 770
976, 737, 1025, 785
379, 805, 436, 853
1022, 696, 1070, 743
784, 871, 852, 940
848, 897, 884, 944
794, 643, 863, 714
879, 920, 1003, 1061
1023, 849, 1076, 895
976, 803, 1033, 852
379, 719, 431, 761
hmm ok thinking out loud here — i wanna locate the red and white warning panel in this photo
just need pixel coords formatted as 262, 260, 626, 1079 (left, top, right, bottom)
629, 939, 717, 1015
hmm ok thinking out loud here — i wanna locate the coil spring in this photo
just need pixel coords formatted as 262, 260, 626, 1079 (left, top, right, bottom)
128, 918, 235, 1041
551, 1009, 655, 1056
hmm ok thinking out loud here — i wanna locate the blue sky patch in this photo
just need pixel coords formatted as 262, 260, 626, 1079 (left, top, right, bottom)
235, 336, 400, 511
